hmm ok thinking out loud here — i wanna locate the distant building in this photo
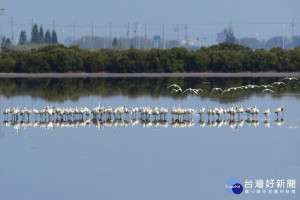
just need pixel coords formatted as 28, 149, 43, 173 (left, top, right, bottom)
217, 30, 226, 43
182, 40, 195, 46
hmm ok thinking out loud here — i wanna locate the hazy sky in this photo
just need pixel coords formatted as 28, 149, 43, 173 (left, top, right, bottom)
1, 0, 299, 44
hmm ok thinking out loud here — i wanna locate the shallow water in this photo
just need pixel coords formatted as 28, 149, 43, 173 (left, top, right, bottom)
0, 77, 299, 200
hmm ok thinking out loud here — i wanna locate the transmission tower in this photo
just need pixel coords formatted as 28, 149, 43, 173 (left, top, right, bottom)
11, 17, 14, 44
144, 24, 147, 50
291, 19, 296, 49
127, 22, 130, 48
163, 24, 165, 50
91, 20, 94, 51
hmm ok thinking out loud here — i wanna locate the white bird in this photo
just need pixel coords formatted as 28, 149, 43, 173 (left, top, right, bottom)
183, 88, 203, 94
3, 108, 11, 116
198, 107, 205, 118
259, 85, 273, 89
193, 88, 203, 93
263, 109, 272, 119
183, 88, 197, 94
245, 84, 260, 89
152, 106, 160, 120
272, 81, 286, 86
282, 77, 299, 81
215, 107, 223, 120
171, 88, 182, 93
274, 105, 284, 118
237, 105, 244, 117
159, 107, 169, 120
206, 107, 212, 117
211, 88, 223, 94
261, 89, 274, 94
167, 84, 182, 90
251, 106, 259, 118
222, 89, 230, 94
227, 87, 243, 92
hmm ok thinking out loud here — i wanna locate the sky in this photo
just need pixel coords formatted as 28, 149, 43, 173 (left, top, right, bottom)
0, 0, 299, 44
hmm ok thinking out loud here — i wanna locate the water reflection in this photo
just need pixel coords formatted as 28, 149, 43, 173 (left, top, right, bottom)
0, 77, 299, 102
3, 116, 288, 132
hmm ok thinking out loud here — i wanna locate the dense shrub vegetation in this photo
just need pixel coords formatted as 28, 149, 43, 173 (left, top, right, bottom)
0, 43, 299, 73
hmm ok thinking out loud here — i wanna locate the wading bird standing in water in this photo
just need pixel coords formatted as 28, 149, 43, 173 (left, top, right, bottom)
263, 109, 272, 120
274, 105, 284, 119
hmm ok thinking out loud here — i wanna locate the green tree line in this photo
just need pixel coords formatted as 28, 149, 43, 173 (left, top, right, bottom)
0, 43, 300, 73
18, 24, 58, 45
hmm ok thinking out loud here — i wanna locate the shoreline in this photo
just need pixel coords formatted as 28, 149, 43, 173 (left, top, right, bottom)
0, 72, 300, 78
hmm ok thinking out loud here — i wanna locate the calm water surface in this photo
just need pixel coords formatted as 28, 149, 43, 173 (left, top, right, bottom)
0, 78, 299, 200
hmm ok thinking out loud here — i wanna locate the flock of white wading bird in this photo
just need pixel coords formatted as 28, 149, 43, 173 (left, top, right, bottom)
2, 77, 299, 132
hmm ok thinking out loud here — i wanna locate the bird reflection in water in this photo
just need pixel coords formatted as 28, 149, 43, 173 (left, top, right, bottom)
2, 116, 290, 131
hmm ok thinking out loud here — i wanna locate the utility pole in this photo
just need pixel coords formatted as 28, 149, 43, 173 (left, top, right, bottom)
127, 22, 130, 48
73, 22, 76, 45
185, 24, 188, 49
0, 7, 5, 52
11, 17, 14, 44
291, 19, 295, 49
61, 28, 64, 45
83, 33, 86, 48
177, 24, 180, 47
163, 24, 165, 50
144, 24, 147, 50
255, 33, 259, 50
138, 23, 141, 50
91, 20, 94, 51
109, 22, 112, 47
282, 24, 285, 49
134, 23, 137, 48
200, 32, 203, 47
